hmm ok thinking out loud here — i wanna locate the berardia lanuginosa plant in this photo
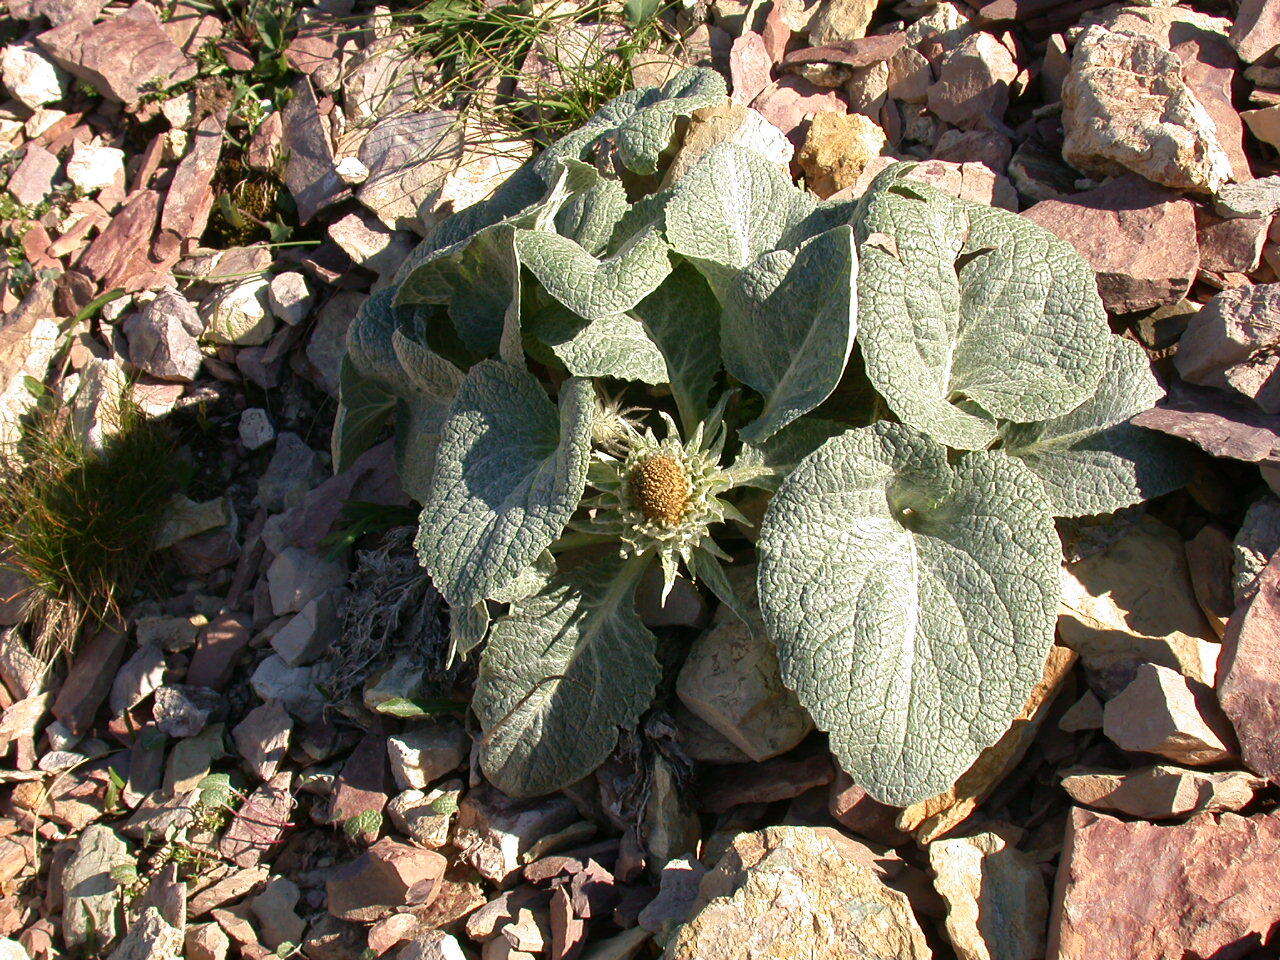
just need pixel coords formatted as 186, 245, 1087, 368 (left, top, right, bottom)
332, 68, 1190, 805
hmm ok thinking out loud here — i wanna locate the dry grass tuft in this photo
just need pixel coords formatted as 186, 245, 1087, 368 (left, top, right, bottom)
0, 396, 183, 658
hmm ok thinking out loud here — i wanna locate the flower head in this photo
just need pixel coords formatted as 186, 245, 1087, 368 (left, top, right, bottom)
582, 399, 753, 600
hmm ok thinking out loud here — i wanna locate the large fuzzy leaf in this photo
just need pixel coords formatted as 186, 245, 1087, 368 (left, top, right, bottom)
664, 143, 836, 275
333, 357, 396, 472
855, 169, 1109, 449
1000, 337, 1190, 517
417, 362, 594, 607
545, 67, 726, 175
757, 421, 1060, 805
346, 289, 405, 388
474, 554, 659, 796
395, 223, 522, 358
633, 262, 723, 432
516, 225, 673, 322
528, 306, 668, 383
718, 226, 858, 443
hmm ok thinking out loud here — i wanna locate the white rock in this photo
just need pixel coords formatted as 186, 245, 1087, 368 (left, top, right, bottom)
0, 317, 58, 453
929, 832, 1048, 960
0, 938, 29, 960
238, 408, 275, 450
270, 590, 339, 666
328, 210, 413, 276
266, 271, 313, 325
2, 44, 65, 110
387, 722, 469, 790
1103, 662, 1238, 766
398, 931, 468, 960
66, 141, 126, 195
107, 907, 182, 960
202, 278, 275, 346
68, 356, 128, 452
250, 655, 325, 722
267, 547, 347, 615
1062, 24, 1233, 194
335, 155, 370, 184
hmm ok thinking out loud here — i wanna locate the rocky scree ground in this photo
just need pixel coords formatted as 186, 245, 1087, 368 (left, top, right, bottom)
2, 0, 1280, 959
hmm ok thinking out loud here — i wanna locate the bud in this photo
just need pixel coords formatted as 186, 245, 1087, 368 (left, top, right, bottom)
629, 454, 690, 526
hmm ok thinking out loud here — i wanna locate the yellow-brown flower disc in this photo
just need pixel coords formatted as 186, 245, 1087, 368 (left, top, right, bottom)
629, 454, 690, 526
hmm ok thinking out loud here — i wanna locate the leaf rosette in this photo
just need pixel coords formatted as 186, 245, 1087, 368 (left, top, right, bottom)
330, 68, 1189, 802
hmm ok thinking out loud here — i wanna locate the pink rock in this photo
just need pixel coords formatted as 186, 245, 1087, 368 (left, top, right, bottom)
926, 32, 1017, 131
76, 188, 165, 292
1022, 176, 1199, 314
50, 624, 127, 735
751, 75, 845, 136
697, 753, 833, 813
218, 772, 295, 868
280, 76, 348, 224
1132, 384, 1280, 464
1175, 284, 1280, 413
36, 1, 195, 104
1195, 208, 1271, 276
1048, 807, 1280, 960
326, 839, 447, 923
186, 613, 252, 690
828, 773, 909, 846
155, 107, 227, 262
730, 31, 772, 106
6, 145, 60, 207
329, 734, 390, 843
232, 700, 293, 782
1233, 0, 1280, 63
1218, 554, 1280, 784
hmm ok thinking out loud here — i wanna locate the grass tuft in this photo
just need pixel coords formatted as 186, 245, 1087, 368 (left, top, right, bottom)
0, 394, 183, 657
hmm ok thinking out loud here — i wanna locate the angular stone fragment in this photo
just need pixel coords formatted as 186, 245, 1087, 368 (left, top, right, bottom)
7, 144, 59, 207
108, 907, 182, 960
330, 733, 390, 842
729, 32, 771, 106
202, 278, 274, 347
828, 773, 909, 846
281, 76, 348, 224
123, 287, 203, 382
1021, 176, 1198, 314
806, 0, 878, 45
62, 824, 131, 952
218, 772, 294, 868
387, 781, 462, 849
1176, 285, 1280, 414
1103, 662, 1237, 765
796, 111, 886, 199
266, 548, 347, 616
250, 876, 305, 950
327, 838, 447, 922
387, 722, 469, 791
1218, 554, 1280, 784
36, 2, 195, 103
2, 44, 64, 109
926, 32, 1017, 131
357, 111, 461, 232
676, 600, 810, 762
1061, 25, 1232, 193
1058, 516, 1220, 691
1232, 0, 1280, 63
1060, 764, 1263, 819
928, 831, 1047, 960
452, 786, 579, 884
667, 826, 931, 960
1048, 807, 1280, 960
232, 699, 292, 781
